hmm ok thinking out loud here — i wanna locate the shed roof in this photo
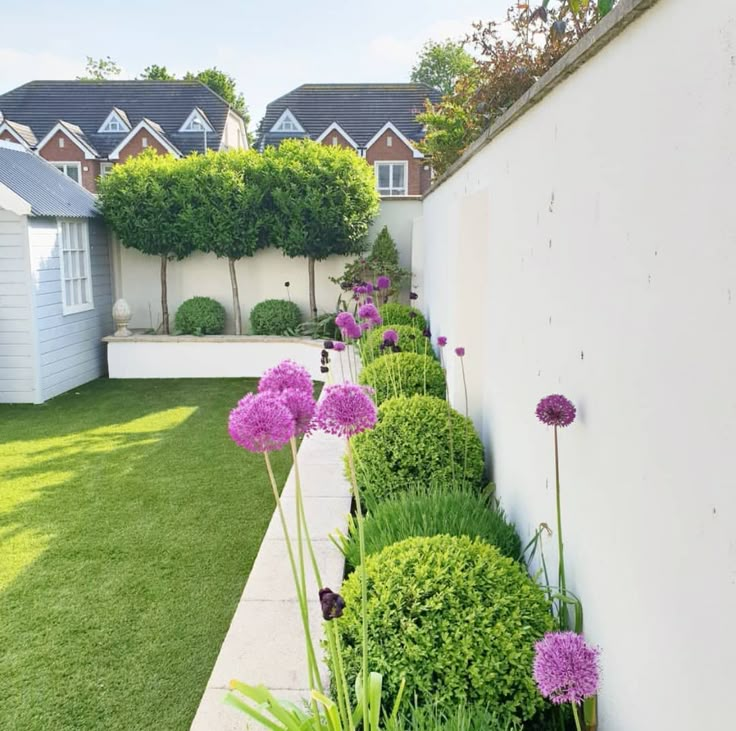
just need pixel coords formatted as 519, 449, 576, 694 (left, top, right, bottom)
0, 141, 98, 218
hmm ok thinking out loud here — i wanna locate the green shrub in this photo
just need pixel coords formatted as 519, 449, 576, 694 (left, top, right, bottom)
350, 395, 485, 505
332, 536, 553, 726
174, 296, 226, 335
362, 325, 435, 364
358, 352, 445, 404
339, 486, 521, 570
250, 299, 302, 335
379, 302, 427, 331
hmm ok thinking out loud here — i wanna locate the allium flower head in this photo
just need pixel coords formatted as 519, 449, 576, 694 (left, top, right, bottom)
376, 275, 391, 290
333, 341, 346, 352
360, 321, 371, 332
280, 387, 316, 437
358, 303, 380, 322
324, 340, 334, 350
315, 384, 377, 438
533, 631, 600, 705
319, 587, 346, 620
354, 284, 367, 295
345, 322, 362, 340
259, 360, 313, 396
536, 394, 576, 427
437, 336, 447, 347
229, 393, 295, 453
364, 282, 374, 294
382, 329, 399, 345
335, 312, 356, 330
455, 347, 465, 357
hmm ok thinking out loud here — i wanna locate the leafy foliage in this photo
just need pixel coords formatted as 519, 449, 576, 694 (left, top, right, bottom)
387, 702, 523, 731
338, 486, 522, 570
378, 303, 427, 332
78, 56, 121, 80
140, 64, 175, 80
350, 395, 485, 505
358, 352, 445, 405
174, 296, 226, 335
362, 325, 434, 364
264, 139, 380, 316
333, 536, 554, 725
250, 299, 302, 335
329, 226, 410, 304
418, 4, 602, 174
410, 39, 476, 96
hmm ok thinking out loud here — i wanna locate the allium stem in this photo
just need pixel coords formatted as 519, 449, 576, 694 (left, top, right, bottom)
263, 452, 323, 696
572, 702, 583, 731
459, 356, 469, 484
290, 438, 322, 587
422, 338, 428, 396
439, 349, 456, 483
345, 438, 370, 722
554, 425, 568, 629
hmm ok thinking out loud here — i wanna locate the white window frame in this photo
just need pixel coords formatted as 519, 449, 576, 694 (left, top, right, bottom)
99, 162, 114, 177
179, 108, 214, 133
52, 162, 83, 186
98, 110, 131, 134
58, 219, 94, 315
374, 161, 408, 197
271, 109, 305, 134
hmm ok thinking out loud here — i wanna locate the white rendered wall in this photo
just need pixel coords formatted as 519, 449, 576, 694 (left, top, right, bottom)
115, 199, 421, 333
417, 1, 736, 729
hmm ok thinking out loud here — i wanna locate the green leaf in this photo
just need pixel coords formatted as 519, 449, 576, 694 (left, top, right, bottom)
598, 0, 614, 16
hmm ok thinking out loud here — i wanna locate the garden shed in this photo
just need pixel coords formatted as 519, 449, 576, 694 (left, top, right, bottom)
0, 140, 112, 403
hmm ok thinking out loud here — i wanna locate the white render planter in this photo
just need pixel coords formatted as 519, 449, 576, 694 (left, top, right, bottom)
103, 335, 354, 382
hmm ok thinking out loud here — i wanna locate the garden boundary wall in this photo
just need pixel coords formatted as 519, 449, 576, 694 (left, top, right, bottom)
413, 0, 736, 729
112, 198, 420, 333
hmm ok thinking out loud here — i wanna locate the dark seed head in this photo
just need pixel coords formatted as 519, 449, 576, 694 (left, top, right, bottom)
319, 588, 346, 620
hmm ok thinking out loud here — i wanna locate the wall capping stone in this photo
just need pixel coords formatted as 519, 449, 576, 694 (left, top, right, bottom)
424, 0, 661, 197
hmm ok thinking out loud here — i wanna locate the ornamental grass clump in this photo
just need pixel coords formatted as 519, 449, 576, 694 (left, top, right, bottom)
358, 352, 446, 405
333, 535, 554, 727
335, 486, 522, 570
350, 395, 485, 506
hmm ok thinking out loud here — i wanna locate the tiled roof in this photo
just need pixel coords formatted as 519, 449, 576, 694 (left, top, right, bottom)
0, 141, 98, 218
256, 83, 441, 151
5, 119, 37, 146
0, 80, 240, 157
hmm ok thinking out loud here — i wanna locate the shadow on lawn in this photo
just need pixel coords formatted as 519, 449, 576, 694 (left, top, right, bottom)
0, 377, 290, 731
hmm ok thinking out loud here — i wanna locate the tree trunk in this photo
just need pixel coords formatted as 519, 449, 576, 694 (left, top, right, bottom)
307, 256, 317, 319
228, 257, 242, 335
160, 255, 169, 335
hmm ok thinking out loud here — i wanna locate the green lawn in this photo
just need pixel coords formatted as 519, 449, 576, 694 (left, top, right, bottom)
0, 378, 294, 731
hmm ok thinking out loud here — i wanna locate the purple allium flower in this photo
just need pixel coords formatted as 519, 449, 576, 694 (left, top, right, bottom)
358, 303, 380, 322
376, 275, 391, 290
455, 347, 465, 357
259, 360, 313, 396
382, 329, 399, 345
280, 387, 316, 437
437, 336, 447, 347
315, 384, 377, 438
319, 587, 346, 620
335, 312, 356, 330
229, 393, 295, 453
345, 322, 363, 340
333, 341, 346, 352
360, 321, 371, 332
536, 394, 576, 428
533, 632, 600, 705
364, 282, 374, 294
365, 296, 374, 304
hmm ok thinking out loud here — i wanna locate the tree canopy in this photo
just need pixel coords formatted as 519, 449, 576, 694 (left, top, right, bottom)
140, 64, 175, 80
410, 40, 475, 97
78, 56, 121, 81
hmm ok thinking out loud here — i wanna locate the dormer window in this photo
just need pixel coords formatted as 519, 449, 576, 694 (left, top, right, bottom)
98, 109, 131, 134
180, 108, 213, 133
271, 109, 304, 134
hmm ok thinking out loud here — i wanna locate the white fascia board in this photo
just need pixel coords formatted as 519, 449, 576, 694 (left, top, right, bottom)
315, 122, 358, 149
365, 121, 423, 159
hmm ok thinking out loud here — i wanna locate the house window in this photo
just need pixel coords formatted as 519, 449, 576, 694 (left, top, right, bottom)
52, 162, 82, 185
332, 135, 338, 146
375, 161, 407, 196
100, 162, 114, 177
272, 109, 303, 134
386, 135, 393, 147
99, 110, 130, 134
142, 137, 148, 148
180, 110, 213, 133
58, 220, 94, 315
58, 137, 65, 148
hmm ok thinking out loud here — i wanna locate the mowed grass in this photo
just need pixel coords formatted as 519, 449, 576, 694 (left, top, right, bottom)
0, 378, 295, 731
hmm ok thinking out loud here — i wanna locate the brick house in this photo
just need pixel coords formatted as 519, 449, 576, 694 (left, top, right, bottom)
256, 84, 441, 197
0, 81, 249, 193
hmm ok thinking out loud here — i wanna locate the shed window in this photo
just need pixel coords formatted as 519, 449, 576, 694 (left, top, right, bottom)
59, 220, 94, 315
375, 161, 407, 196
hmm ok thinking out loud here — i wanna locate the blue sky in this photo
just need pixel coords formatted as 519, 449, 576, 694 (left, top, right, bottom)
0, 0, 510, 130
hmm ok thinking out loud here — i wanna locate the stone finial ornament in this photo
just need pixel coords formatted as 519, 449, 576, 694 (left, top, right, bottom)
112, 298, 132, 337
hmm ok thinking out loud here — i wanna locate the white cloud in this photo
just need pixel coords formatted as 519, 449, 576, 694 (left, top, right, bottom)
0, 48, 84, 93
